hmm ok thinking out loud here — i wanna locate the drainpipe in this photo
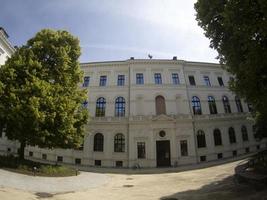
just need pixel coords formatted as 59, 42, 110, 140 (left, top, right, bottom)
182, 62, 199, 164
127, 60, 131, 167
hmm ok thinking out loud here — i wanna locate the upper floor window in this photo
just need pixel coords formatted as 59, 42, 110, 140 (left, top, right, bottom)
241, 125, 249, 141
155, 95, 166, 115
197, 130, 206, 148
154, 73, 162, 84
217, 77, 224, 86
94, 133, 104, 152
203, 76, 211, 86
95, 97, 106, 117
192, 96, 202, 115
83, 76, 90, 87
82, 100, 88, 108
117, 75, 125, 86
172, 73, 180, 85
213, 129, 222, 146
99, 75, 107, 86
247, 102, 253, 112
188, 75, 196, 86
136, 73, 144, 85
114, 133, 125, 152
208, 96, 217, 114
235, 96, 243, 113
228, 127, 236, 144
222, 96, 231, 113
115, 97, 125, 117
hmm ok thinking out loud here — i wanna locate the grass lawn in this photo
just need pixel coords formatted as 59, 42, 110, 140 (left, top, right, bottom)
0, 155, 79, 177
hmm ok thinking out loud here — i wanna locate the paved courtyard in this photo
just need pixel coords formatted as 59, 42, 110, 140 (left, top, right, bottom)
0, 160, 266, 200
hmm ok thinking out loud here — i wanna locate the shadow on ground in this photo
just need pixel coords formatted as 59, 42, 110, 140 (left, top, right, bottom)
160, 176, 267, 200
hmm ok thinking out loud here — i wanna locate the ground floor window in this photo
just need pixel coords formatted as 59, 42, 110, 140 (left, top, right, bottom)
200, 155, 206, 162
245, 147, 250, 153
257, 145, 260, 150
57, 156, 63, 162
75, 158, 81, 165
137, 142, 146, 159
233, 150, 237, 157
116, 161, 123, 167
217, 153, 223, 159
29, 151, 33, 157
42, 154, 47, 160
95, 160, 101, 166
180, 140, 188, 156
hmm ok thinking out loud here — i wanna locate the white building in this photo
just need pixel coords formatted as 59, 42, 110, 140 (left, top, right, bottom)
0, 27, 15, 66
24, 57, 266, 168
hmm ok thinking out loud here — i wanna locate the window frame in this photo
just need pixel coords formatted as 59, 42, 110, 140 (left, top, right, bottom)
188, 75, 196, 86
94, 133, 104, 152
192, 96, 202, 115
117, 75, 125, 86
114, 133, 125, 152
136, 73, 144, 85
95, 97, 106, 117
154, 73, 162, 84
137, 142, 146, 159
172, 73, 180, 85
99, 75, 107, 86
203, 75, 211, 86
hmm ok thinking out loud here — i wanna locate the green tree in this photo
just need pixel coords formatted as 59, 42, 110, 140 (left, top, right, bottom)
195, 0, 267, 138
0, 29, 88, 159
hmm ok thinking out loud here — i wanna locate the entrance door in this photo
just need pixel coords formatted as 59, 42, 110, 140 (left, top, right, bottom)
156, 140, 171, 167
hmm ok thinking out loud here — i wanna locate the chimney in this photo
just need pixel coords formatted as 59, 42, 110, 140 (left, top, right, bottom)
173, 56, 177, 60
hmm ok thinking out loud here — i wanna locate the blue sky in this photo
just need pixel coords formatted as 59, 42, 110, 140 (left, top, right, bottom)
1, 0, 218, 63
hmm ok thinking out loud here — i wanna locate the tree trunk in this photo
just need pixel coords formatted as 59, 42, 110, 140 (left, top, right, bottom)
19, 141, 26, 160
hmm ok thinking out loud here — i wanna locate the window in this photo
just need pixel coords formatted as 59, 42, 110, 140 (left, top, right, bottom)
172, 73, 180, 85
217, 153, 223, 159
115, 97, 125, 117
99, 75, 107, 86
114, 133, 125, 152
228, 127, 236, 144
137, 142, 146, 159
95, 160, 101, 166
217, 77, 224, 86
197, 130, 206, 148
117, 75, 125, 86
222, 96, 231, 113
57, 156, 63, 162
233, 150, 237, 157
75, 158, 81, 165
203, 76, 211, 86
247, 103, 253, 112
235, 96, 243, 112
82, 100, 88, 108
188, 75, 196, 86
208, 96, 217, 114
192, 96, 202, 115
213, 129, 222, 146
29, 151, 33, 157
95, 97, 106, 117
200, 156, 206, 162
154, 73, 162, 84
83, 76, 90, 87
257, 145, 260, 150
245, 147, 250, 153
94, 133, 104, 152
241, 126, 249, 141
116, 161, 123, 167
136, 73, 144, 85
180, 140, 188, 156
155, 95, 166, 115
42, 154, 47, 160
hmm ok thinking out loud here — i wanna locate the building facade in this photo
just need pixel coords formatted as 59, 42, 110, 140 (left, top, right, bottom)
0, 27, 15, 66
20, 58, 266, 168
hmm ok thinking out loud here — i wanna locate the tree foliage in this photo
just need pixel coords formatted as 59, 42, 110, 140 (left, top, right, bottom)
0, 29, 88, 158
195, 0, 267, 137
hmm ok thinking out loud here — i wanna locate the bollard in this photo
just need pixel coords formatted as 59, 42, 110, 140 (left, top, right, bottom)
33, 166, 37, 176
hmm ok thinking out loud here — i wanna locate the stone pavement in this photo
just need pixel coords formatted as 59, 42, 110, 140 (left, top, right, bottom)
0, 169, 109, 193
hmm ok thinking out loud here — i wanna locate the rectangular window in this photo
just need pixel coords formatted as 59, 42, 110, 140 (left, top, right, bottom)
115, 161, 123, 167
83, 76, 90, 87
75, 158, 81, 165
117, 75, 125, 86
180, 140, 188, 156
217, 77, 224, 86
42, 154, 47, 160
172, 73, 180, 85
257, 145, 260, 150
154, 73, 162, 84
57, 156, 63, 162
137, 142, 146, 159
188, 75, 196, 86
233, 150, 237, 157
245, 147, 250, 153
95, 160, 101, 166
29, 151, 33, 157
217, 153, 223, 159
99, 75, 107, 86
200, 156, 206, 162
203, 76, 211, 86
136, 73, 144, 85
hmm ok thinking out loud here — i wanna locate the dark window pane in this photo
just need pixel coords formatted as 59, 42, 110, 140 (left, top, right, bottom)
172, 73, 180, 85
208, 96, 217, 114
217, 77, 224, 86
95, 97, 106, 117
83, 76, 90, 87
197, 130, 206, 148
188, 75, 196, 86
94, 133, 104, 151
115, 97, 125, 117
99, 76, 107, 86
117, 75, 125, 86
154, 73, 162, 84
136, 73, 144, 85
192, 96, 202, 115
222, 96, 231, 113
180, 140, 188, 156
137, 142, 146, 159
114, 133, 125, 152
203, 76, 211, 86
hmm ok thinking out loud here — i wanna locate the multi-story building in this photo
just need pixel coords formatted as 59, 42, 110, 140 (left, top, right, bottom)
0, 27, 15, 66
24, 57, 266, 168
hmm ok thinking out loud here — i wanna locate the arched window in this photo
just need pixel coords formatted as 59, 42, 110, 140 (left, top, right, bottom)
155, 95, 166, 115
114, 133, 125, 152
192, 96, 202, 115
95, 97, 106, 117
228, 127, 236, 144
235, 96, 243, 113
241, 125, 249, 141
197, 130, 206, 148
94, 133, 104, 152
222, 96, 231, 113
115, 97, 125, 117
208, 96, 217, 114
213, 129, 222, 146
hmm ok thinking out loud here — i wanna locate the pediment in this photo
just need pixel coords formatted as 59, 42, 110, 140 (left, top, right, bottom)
152, 114, 175, 122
